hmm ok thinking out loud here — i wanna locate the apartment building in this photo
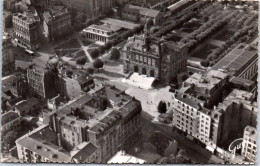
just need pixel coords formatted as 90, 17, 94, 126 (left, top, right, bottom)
16, 85, 142, 163
2, 36, 15, 76
171, 70, 257, 152
1, 111, 21, 134
241, 126, 257, 163
12, 11, 39, 50
27, 64, 58, 99
43, 5, 72, 41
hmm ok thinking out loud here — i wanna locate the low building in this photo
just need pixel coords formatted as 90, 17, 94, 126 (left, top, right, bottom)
122, 4, 163, 25
108, 150, 145, 164
2, 36, 15, 76
210, 40, 258, 81
241, 126, 257, 163
14, 97, 40, 116
61, 74, 95, 99
1, 111, 21, 134
12, 11, 39, 50
2, 72, 28, 99
43, 5, 72, 41
83, 24, 121, 44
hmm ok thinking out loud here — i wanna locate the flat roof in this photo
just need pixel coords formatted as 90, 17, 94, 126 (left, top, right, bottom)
101, 18, 140, 30
88, 24, 121, 33
123, 4, 161, 18
210, 43, 257, 75
168, 0, 192, 11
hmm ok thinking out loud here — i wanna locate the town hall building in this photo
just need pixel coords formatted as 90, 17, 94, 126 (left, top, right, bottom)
121, 25, 187, 83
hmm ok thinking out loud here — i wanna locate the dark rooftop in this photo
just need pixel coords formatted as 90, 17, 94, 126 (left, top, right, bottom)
1, 111, 19, 125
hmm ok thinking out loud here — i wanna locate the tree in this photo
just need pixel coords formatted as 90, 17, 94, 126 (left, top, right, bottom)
2, 131, 19, 150
157, 101, 167, 114
76, 56, 87, 66
93, 59, 104, 72
98, 46, 105, 54
86, 68, 94, 75
200, 60, 209, 67
147, 18, 154, 27
90, 49, 100, 59
110, 48, 120, 61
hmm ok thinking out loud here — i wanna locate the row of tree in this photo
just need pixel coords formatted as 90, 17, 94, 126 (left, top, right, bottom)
201, 21, 258, 67
155, 1, 210, 38
182, 9, 241, 52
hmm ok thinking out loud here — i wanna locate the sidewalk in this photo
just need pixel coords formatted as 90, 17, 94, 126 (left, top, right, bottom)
76, 37, 94, 63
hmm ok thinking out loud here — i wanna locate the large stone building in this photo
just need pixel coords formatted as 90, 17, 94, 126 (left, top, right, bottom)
43, 5, 72, 41
83, 24, 121, 44
59, 0, 113, 18
12, 11, 39, 50
241, 126, 257, 163
122, 4, 163, 25
122, 26, 187, 83
170, 70, 257, 155
2, 36, 15, 76
16, 85, 142, 163
27, 64, 58, 99
210, 38, 258, 81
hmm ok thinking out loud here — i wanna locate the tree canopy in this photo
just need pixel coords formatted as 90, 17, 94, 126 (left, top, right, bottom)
93, 59, 104, 71
76, 56, 87, 66
157, 101, 167, 114
110, 48, 120, 60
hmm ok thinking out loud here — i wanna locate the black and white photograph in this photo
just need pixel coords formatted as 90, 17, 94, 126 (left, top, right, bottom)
0, 0, 258, 164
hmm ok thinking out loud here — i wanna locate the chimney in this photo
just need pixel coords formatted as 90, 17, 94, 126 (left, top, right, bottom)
57, 133, 62, 148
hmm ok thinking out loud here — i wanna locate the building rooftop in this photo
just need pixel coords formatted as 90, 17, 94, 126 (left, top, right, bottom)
175, 93, 203, 109
87, 24, 121, 33
43, 5, 69, 23
16, 125, 72, 163
13, 11, 38, 24
28, 64, 49, 74
1, 111, 19, 125
184, 70, 227, 91
71, 142, 98, 163
15, 97, 39, 112
210, 43, 257, 76
100, 18, 140, 30
123, 4, 161, 18
108, 150, 145, 164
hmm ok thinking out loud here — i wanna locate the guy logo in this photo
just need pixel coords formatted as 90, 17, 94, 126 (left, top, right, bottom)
228, 138, 243, 155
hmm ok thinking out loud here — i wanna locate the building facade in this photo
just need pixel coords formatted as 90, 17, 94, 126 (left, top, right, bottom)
83, 24, 121, 44
12, 11, 39, 50
170, 70, 257, 153
16, 85, 142, 163
1, 111, 21, 134
122, 28, 187, 83
122, 4, 163, 25
241, 126, 257, 163
27, 65, 58, 99
59, 0, 113, 18
2, 36, 15, 76
43, 5, 72, 41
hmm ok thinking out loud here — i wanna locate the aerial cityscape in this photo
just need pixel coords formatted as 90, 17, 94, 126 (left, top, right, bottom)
1, 0, 258, 164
